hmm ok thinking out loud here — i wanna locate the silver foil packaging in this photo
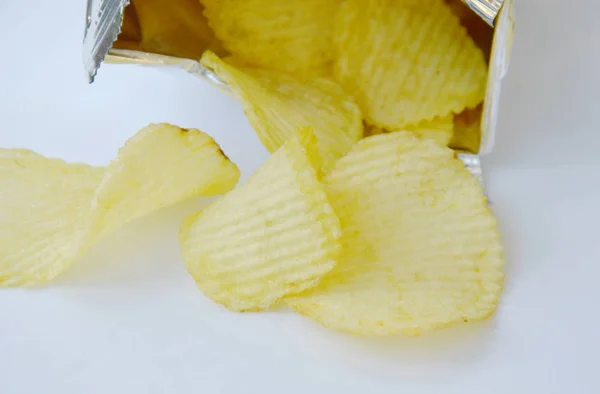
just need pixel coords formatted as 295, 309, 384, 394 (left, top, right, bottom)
83, 0, 515, 182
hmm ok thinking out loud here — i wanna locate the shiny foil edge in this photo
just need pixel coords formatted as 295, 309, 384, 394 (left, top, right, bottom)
105, 49, 231, 93
463, 0, 504, 27
479, 0, 514, 154
458, 153, 485, 190
83, 0, 130, 83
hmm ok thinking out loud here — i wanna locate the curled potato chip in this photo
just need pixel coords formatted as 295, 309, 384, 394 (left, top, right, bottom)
0, 154, 105, 286
201, 51, 363, 173
200, 0, 336, 76
334, 0, 487, 129
286, 132, 504, 336
179, 130, 342, 312
90, 124, 240, 239
365, 115, 454, 146
0, 124, 240, 286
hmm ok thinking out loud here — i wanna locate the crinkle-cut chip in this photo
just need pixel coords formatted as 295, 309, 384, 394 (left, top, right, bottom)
450, 105, 482, 153
90, 124, 240, 238
200, 0, 336, 76
286, 132, 504, 336
333, 0, 487, 129
0, 155, 104, 286
364, 115, 454, 146
179, 131, 342, 312
201, 51, 363, 174
0, 124, 240, 286
406, 115, 454, 146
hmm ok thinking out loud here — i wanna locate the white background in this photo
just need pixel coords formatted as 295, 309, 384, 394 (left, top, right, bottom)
1, 1, 599, 393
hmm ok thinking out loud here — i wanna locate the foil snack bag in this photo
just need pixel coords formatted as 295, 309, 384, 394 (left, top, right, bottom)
83, 0, 514, 180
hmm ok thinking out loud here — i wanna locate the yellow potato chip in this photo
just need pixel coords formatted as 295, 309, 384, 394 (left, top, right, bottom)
90, 124, 240, 238
200, 0, 336, 76
179, 131, 342, 312
366, 115, 454, 146
445, 0, 494, 60
114, 0, 225, 60
0, 124, 240, 286
406, 115, 454, 146
201, 51, 363, 173
286, 132, 504, 336
364, 124, 385, 137
0, 154, 104, 286
450, 105, 482, 153
0, 149, 43, 159
334, 0, 487, 129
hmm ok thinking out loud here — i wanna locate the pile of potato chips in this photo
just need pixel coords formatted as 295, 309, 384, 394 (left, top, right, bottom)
1, 0, 504, 336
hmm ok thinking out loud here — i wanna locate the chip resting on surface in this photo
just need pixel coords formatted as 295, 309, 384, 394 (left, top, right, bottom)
199, 0, 336, 76
286, 132, 504, 336
333, 0, 487, 130
0, 124, 240, 286
201, 51, 363, 173
179, 130, 342, 312
89, 124, 241, 239
0, 155, 105, 286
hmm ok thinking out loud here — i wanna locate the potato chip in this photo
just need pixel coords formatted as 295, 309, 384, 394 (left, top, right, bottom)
201, 51, 363, 173
0, 149, 43, 159
114, 0, 225, 60
333, 0, 487, 129
445, 0, 494, 60
286, 132, 504, 336
407, 115, 454, 146
0, 154, 104, 286
0, 124, 240, 286
90, 124, 240, 239
450, 105, 482, 153
179, 131, 342, 312
365, 115, 454, 146
363, 124, 385, 137
200, 0, 336, 76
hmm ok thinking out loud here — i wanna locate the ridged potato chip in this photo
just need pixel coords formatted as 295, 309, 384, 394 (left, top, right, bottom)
365, 115, 454, 146
200, 0, 336, 76
334, 0, 487, 129
286, 132, 504, 336
407, 115, 454, 146
201, 51, 363, 173
179, 130, 342, 312
0, 124, 239, 286
0, 154, 105, 286
446, 0, 494, 60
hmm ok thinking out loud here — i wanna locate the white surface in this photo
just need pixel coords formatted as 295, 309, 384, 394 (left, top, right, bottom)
1, 1, 599, 393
